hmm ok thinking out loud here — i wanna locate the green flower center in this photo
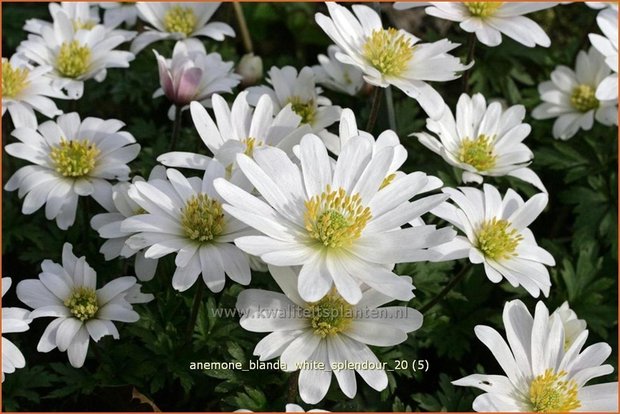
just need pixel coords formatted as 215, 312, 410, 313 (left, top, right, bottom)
181, 193, 225, 243
466, 2, 503, 18
163, 5, 196, 36
529, 369, 581, 412
2, 60, 30, 98
308, 293, 353, 337
459, 134, 496, 172
64, 287, 99, 322
242, 137, 264, 157
56, 41, 91, 78
363, 28, 413, 77
288, 97, 317, 125
570, 84, 599, 112
72, 19, 96, 31
476, 218, 523, 260
49, 138, 100, 177
304, 185, 371, 248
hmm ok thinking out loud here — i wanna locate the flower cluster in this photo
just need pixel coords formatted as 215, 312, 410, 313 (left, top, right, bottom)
2, 2, 617, 412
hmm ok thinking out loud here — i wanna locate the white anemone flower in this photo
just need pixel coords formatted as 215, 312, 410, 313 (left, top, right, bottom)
24, 2, 136, 42
453, 299, 618, 412
552, 302, 587, 351
589, 8, 618, 100
4, 112, 140, 230
247, 66, 342, 134
315, 2, 471, 120
214, 133, 455, 304
17, 11, 135, 99
153, 41, 241, 120
394, 2, 557, 48
15, 243, 144, 368
414, 93, 547, 193
431, 184, 555, 298
2, 277, 31, 381
131, 2, 235, 54
121, 163, 253, 293
586, 2, 619, 11
158, 91, 310, 183
532, 47, 618, 140
312, 45, 365, 96
91, 167, 167, 282
2, 54, 67, 129
236, 403, 328, 412
99, 2, 140, 27
237, 265, 423, 404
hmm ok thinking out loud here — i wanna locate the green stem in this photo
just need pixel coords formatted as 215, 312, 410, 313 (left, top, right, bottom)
365, 87, 384, 132
420, 265, 469, 314
462, 33, 477, 94
385, 85, 396, 131
169, 105, 182, 151
233, 3, 253, 54
185, 282, 205, 344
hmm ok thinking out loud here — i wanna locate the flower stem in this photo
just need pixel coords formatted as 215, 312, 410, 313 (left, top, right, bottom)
462, 33, 477, 94
233, 3, 253, 54
185, 282, 205, 343
287, 371, 300, 402
385, 85, 396, 131
420, 265, 469, 314
366, 86, 384, 132
169, 105, 182, 151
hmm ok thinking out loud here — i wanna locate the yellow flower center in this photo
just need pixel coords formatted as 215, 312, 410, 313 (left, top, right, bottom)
242, 137, 264, 157
362, 28, 413, 77
180, 193, 225, 243
570, 84, 599, 112
304, 185, 371, 248
380, 173, 397, 190
49, 138, 100, 177
308, 292, 353, 337
163, 5, 196, 36
459, 134, 496, 172
56, 41, 91, 78
2, 60, 30, 99
64, 286, 99, 322
72, 19, 96, 31
476, 218, 523, 260
530, 369, 581, 412
466, 2, 503, 18
288, 97, 316, 125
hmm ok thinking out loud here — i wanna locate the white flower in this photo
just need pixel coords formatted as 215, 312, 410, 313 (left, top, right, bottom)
16, 243, 143, 368
24, 2, 136, 42
247, 66, 342, 133
395, 2, 557, 48
158, 91, 310, 183
131, 2, 235, 54
4, 112, 140, 230
121, 163, 253, 292
91, 167, 167, 282
2, 54, 67, 129
586, 2, 618, 11
99, 2, 140, 27
552, 302, 587, 351
237, 265, 423, 404
214, 131, 455, 305
153, 40, 241, 120
2, 277, 31, 381
589, 8, 618, 100
453, 299, 618, 412
414, 93, 547, 193
236, 404, 327, 412
431, 184, 555, 298
312, 45, 365, 96
532, 47, 618, 140
315, 2, 471, 120
17, 11, 135, 99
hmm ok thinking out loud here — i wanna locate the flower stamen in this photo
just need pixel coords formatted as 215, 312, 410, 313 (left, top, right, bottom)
466, 2, 503, 18
49, 138, 100, 177
304, 185, 371, 248
163, 6, 196, 36
362, 28, 413, 77
181, 193, 225, 243
308, 292, 353, 337
287, 96, 317, 125
56, 41, 91, 78
570, 84, 599, 112
530, 369, 581, 412
459, 134, 496, 171
64, 287, 99, 321
476, 218, 523, 260
2, 60, 30, 98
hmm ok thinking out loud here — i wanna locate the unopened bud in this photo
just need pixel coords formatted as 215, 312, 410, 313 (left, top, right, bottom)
236, 53, 263, 86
